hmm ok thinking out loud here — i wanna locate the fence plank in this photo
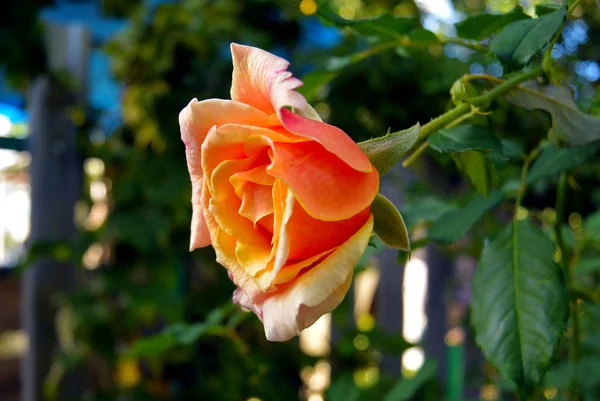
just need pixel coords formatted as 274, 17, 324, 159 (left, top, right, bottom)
21, 76, 83, 401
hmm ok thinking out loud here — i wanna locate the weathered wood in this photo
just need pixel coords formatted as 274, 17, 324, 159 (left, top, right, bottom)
21, 76, 82, 401
375, 169, 406, 375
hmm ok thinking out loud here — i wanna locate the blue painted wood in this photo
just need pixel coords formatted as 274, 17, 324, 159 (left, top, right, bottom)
0, 137, 26, 151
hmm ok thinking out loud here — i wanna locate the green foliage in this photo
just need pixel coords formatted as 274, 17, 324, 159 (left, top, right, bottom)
12, 0, 600, 400
383, 360, 437, 401
327, 374, 360, 401
453, 150, 493, 196
351, 15, 414, 40
429, 124, 503, 154
490, 6, 566, 66
471, 221, 569, 396
429, 190, 505, 244
505, 82, 600, 144
358, 123, 420, 175
456, 8, 528, 40
371, 193, 410, 251
526, 141, 600, 183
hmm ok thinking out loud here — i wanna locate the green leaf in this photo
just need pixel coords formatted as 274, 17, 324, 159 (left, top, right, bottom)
471, 221, 569, 395
371, 194, 410, 252
358, 123, 420, 175
490, 6, 566, 66
505, 82, 600, 145
327, 374, 360, 401
501, 139, 525, 160
453, 151, 492, 197
429, 124, 504, 154
126, 331, 178, 358
383, 359, 437, 401
352, 15, 414, 40
400, 196, 458, 229
526, 141, 600, 184
407, 28, 438, 43
316, 3, 414, 40
429, 190, 505, 244
584, 210, 600, 242
574, 258, 600, 276
297, 70, 339, 103
456, 7, 529, 40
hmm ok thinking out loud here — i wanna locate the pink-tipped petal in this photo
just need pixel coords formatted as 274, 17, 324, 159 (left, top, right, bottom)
230, 43, 312, 117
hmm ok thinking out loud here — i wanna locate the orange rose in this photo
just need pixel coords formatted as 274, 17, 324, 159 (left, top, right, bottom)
179, 43, 379, 341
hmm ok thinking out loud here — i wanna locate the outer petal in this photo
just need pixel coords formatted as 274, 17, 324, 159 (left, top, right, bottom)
230, 43, 309, 116
286, 202, 371, 261
279, 108, 373, 173
268, 141, 379, 221
261, 215, 374, 341
180, 98, 274, 250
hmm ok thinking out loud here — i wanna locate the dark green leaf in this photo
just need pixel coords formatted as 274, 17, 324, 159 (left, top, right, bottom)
505, 82, 600, 145
574, 258, 600, 276
471, 221, 569, 395
316, 2, 414, 40
383, 359, 437, 401
490, 6, 566, 65
429, 124, 504, 154
297, 70, 339, 103
456, 8, 529, 40
352, 15, 414, 40
327, 374, 360, 401
584, 210, 600, 242
535, 5, 561, 16
453, 151, 492, 197
317, 9, 410, 37
407, 28, 438, 43
430, 190, 505, 244
371, 194, 410, 251
126, 332, 178, 358
526, 142, 600, 183
400, 196, 458, 229
501, 139, 525, 160
358, 123, 420, 175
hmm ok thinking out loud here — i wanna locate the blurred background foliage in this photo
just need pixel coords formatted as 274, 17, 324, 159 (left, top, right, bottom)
1, 0, 600, 400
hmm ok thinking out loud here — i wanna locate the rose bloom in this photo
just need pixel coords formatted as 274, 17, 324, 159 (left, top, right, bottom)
180, 43, 379, 341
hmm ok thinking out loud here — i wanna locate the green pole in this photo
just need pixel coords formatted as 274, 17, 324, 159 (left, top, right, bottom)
446, 327, 465, 401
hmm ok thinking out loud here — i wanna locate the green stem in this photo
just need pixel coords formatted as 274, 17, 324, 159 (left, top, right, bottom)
403, 109, 477, 167
567, 0, 581, 16
555, 172, 568, 270
441, 37, 487, 52
404, 67, 543, 164
555, 172, 581, 401
402, 141, 429, 167
514, 148, 539, 222
418, 103, 470, 139
420, 67, 542, 140
470, 67, 543, 109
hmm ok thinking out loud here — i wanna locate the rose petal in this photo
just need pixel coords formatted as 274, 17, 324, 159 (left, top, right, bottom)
180, 99, 274, 250
238, 182, 274, 225
202, 124, 305, 189
230, 43, 310, 116
230, 165, 275, 196
268, 141, 379, 221
252, 183, 294, 290
260, 215, 373, 341
272, 249, 333, 285
286, 201, 371, 260
279, 108, 373, 173
209, 156, 271, 245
